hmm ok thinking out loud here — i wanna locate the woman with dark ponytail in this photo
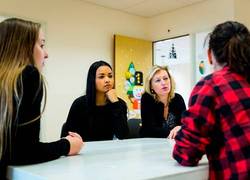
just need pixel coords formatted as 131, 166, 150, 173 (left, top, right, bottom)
173, 21, 250, 179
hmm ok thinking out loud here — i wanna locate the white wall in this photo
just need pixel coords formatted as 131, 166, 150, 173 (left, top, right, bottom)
0, 0, 148, 141
147, 0, 235, 41
235, 0, 250, 28
147, 0, 235, 105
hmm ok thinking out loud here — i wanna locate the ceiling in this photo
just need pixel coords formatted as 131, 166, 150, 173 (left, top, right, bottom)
80, 0, 207, 18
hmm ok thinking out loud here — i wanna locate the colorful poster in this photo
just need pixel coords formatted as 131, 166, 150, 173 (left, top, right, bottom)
125, 62, 144, 116
114, 35, 152, 119
195, 31, 213, 82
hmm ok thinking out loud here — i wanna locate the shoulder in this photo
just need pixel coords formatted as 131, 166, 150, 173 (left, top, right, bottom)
68, 95, 88, 114
173, 93, 184, 101
20, 65, 42, 95
191, 73, 214, 95
117, 97, 126, 105
71, 95, 87, 107
21, 65, 40, 82
170, 93, 186, 109
141, 92, 153, 99
141, 92, 154, 102
188, 71, 222, 106
190, 68, 228, 97
210, 66, 237, 86
194, 67, 230, 88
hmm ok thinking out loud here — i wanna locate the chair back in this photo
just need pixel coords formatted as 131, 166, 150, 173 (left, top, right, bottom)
127, 118, 142, 138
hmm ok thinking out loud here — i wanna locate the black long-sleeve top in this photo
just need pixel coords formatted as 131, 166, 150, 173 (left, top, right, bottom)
1, 66, 70, 179
7, 66, 69, 164
61, 95, 129, 141
140, 92, 186, 138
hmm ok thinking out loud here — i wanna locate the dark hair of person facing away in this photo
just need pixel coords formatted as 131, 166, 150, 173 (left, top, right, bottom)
208, 21, 250, 82
0, 18, 43, 161
86, 60, 112, 107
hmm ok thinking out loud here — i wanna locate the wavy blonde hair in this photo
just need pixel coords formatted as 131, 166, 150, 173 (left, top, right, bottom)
0, 18, 46, 160
144, 65, 176, 103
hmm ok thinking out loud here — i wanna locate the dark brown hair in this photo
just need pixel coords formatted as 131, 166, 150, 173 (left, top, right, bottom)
209, 21, 250, 82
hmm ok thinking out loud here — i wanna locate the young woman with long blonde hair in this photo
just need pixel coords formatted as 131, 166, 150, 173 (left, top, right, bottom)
0, 18, 83, 178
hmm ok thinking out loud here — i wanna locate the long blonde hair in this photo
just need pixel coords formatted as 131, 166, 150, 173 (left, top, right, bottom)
0, 18, 45, 160
144, 65, 176, 104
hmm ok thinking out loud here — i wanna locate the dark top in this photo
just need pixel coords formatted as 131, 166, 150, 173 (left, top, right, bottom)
140, 92, 186, 138
1, 66, 70, 179
61, 95, 129, 141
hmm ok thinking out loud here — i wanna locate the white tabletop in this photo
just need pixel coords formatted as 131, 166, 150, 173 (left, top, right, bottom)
7, 138, 208, 180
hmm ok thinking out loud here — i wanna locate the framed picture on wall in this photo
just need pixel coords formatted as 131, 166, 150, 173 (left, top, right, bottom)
153, 34, 190, 66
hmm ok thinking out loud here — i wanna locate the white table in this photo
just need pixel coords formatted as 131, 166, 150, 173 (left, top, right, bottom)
7, 138, 208, 180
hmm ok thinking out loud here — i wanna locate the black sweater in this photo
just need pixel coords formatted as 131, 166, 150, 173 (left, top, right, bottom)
61, 95, 129, 141
1, 66, 70, 179
140, 92, 186, 138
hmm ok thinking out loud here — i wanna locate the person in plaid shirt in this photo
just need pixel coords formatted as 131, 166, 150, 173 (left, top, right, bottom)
173, 21, 250, 179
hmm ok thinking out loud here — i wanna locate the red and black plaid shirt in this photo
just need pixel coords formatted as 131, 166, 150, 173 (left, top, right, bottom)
173, 66, 250, 179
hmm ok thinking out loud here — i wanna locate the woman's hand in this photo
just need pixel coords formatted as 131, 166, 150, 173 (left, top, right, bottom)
106, 89, 119, 103
168, 126, 181, 139
65, 132, 84, 156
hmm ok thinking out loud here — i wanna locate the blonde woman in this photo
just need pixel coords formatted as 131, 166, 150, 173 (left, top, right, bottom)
0, 18, 83, 178
139, 65, 186, 138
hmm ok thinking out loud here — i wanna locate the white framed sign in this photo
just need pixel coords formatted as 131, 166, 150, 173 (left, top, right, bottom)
153, 35, 191, 66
